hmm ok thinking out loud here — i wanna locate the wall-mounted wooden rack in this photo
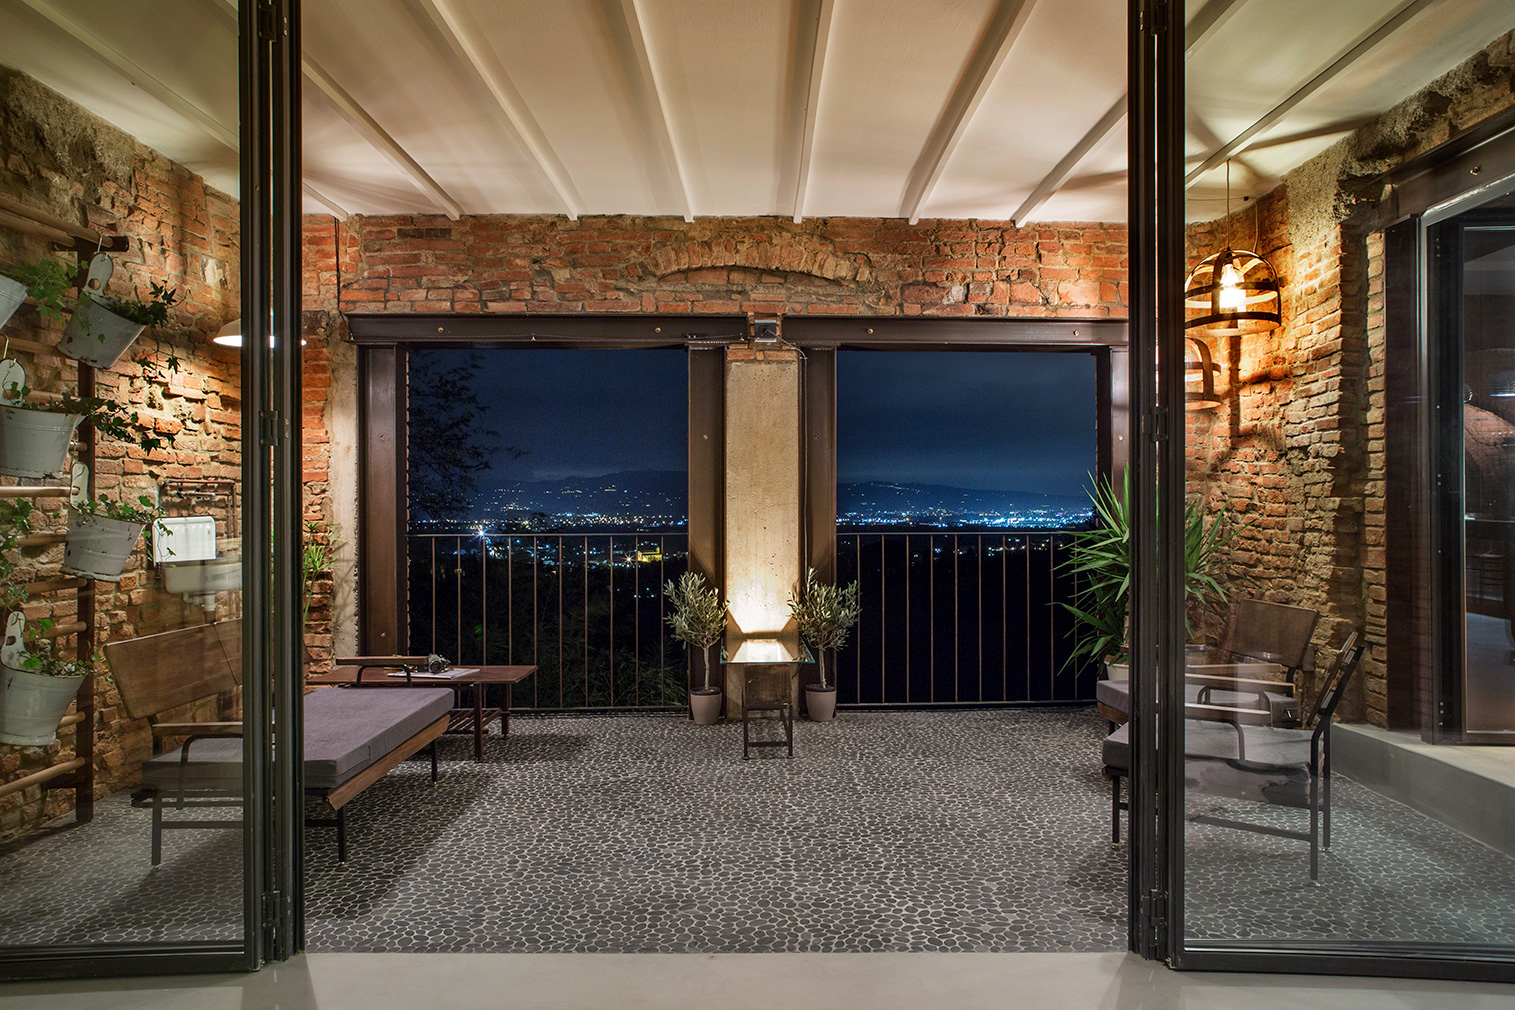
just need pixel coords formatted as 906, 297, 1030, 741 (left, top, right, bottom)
0, 195, 111, 827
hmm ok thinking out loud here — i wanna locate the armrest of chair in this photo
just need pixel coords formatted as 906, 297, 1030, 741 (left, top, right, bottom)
1184, 703, 1274, 726
1185, 673, 1295, 694
152, 721, 243, 737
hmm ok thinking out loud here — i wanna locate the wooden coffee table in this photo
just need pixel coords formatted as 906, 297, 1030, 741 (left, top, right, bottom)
307, 660, 536, 761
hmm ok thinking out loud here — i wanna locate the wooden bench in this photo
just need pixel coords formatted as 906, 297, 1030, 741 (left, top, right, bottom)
106, 622, 453, 864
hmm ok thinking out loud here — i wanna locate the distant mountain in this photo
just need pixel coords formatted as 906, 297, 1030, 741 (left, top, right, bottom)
838, 481, 1091, 529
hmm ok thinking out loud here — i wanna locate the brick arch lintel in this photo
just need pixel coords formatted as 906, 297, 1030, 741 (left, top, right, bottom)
644, 237, 872, 285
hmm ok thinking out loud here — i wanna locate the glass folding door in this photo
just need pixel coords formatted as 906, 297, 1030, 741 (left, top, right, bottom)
1128, 0, 1515, 979
0, 0, 303, 977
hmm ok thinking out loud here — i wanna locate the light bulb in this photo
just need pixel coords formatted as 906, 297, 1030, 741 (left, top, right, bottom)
1217, 260, 1245, 312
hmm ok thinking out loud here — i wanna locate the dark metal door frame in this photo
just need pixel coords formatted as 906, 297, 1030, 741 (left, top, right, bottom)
1137, 0, 1515, 979
0, 0, 302, 979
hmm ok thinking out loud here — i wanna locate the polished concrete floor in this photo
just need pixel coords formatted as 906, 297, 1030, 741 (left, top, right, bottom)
0, 952, 1512, 1010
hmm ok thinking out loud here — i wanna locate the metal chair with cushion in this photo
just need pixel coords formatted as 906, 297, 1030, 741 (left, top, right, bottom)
1103, 630, 1364, 881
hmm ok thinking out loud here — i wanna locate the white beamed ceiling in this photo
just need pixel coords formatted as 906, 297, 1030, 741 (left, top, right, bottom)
0, 0, 1511, 224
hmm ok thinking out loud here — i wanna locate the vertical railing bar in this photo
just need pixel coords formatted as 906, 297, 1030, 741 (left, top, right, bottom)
659, 535, 667, 706
532, 537, 539, 708
1048, 534, 1056, 701
929, 533, 935, 704
977, 533, 983, 702
905, 533, 911, 705
608, 535, 615, 707
584, 534, 590, 708
855, 534, 862, 690
953, 533, 960, 703
557, 535, 564, 708
880, 534, 886, 703
507, 536, 513, 665
1025, 535, 1032, 702
430, 537, 438, 654
634, 536, 641, 706
1002, 533, 1008, 702
481, 534, 489, 665
455, 536, 463, 662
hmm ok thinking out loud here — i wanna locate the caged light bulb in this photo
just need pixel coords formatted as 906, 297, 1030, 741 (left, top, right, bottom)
1216, 259, 1246, 313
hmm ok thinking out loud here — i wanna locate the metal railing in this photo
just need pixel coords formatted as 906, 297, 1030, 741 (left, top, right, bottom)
408, 528, 1095, 712
408, 532, 689, 710
834, 531, 1096, 705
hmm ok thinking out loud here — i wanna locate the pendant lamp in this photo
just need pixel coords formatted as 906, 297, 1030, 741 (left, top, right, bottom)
1184, 162, 1280, 337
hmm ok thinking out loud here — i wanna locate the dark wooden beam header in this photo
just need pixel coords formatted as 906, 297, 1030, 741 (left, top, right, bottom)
345, 312, 1128, 349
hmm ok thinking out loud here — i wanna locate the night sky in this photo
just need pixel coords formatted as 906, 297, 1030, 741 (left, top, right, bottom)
424, 347, 1096, 497
457, 349, 688, 482
837, 350, 1096, 497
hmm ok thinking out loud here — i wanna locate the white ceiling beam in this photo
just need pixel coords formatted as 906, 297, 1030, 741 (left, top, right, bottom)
21, 0, 237, 149
900, 0, 1038, 224
1009, 0, 1253, 225
789, 0, 836, 224
407, 0, 583, 220
601, 0, 694, 222
31, 0, 351, 219
1184, 0, 1247, 52
1185, 0, 1444, 186
302, 59, 463, 219
302, 183, 350, 220
1011, 97, 1125, 226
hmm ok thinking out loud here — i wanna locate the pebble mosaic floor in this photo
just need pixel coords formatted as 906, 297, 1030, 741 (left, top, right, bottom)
0, 709, 1512, 954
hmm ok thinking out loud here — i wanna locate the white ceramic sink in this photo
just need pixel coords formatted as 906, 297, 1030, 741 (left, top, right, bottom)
161, 556, 242, 597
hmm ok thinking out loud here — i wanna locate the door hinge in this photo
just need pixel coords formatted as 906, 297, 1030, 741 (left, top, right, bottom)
1148, 405, 1170, 443
260, 409, 286, 447
262, 889, 281, 922
1140, 889, 1168, 932
258, 3, 287, 41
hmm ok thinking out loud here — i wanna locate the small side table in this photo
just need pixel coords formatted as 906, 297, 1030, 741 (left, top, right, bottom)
721, 635, 813, 760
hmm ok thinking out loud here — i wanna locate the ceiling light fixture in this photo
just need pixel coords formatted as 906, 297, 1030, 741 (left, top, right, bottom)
1185, 335, 1222, 411
1183, 161, 1280, 337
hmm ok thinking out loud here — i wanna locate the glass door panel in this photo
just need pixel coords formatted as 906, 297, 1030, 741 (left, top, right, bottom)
1153, 0, 1515, 976
1451, 200, 1515, 740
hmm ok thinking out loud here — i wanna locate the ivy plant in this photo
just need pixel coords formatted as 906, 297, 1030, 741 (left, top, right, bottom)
4, 258, 74, 323
2, 380, 165, 455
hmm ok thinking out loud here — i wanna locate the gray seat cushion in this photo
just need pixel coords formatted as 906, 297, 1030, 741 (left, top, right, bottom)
1096, 678, 1130, 716
142, 687, 454, 795
302, 688, 454, 790
1100, 719, 1309, 779
1102, 722, 1129, 771
141, 736, 243, 795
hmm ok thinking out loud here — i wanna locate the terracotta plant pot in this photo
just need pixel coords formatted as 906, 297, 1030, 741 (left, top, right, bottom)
63, 508, 146, 582
805, 684, 837, 722
689, 688, 722, 725
0, 405, 82, 478
59, 297, 146, 370
0, 275, 24, 330
0, 663, 85, 746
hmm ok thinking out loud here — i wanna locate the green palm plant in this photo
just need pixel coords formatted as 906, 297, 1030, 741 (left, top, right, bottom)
1060, 471, 1247, 669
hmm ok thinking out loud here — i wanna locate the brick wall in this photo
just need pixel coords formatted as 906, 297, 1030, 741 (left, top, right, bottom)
314, 215, 1128, 318
0, 68, 240, 835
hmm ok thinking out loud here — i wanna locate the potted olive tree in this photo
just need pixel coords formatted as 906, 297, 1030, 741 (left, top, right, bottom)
60, 278, 179, 370
787, 568, 860, 722
64, 492, 164, 582
1061, 471, 1243, 680
664, 570, 728, 725
0, 613, 101, 746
